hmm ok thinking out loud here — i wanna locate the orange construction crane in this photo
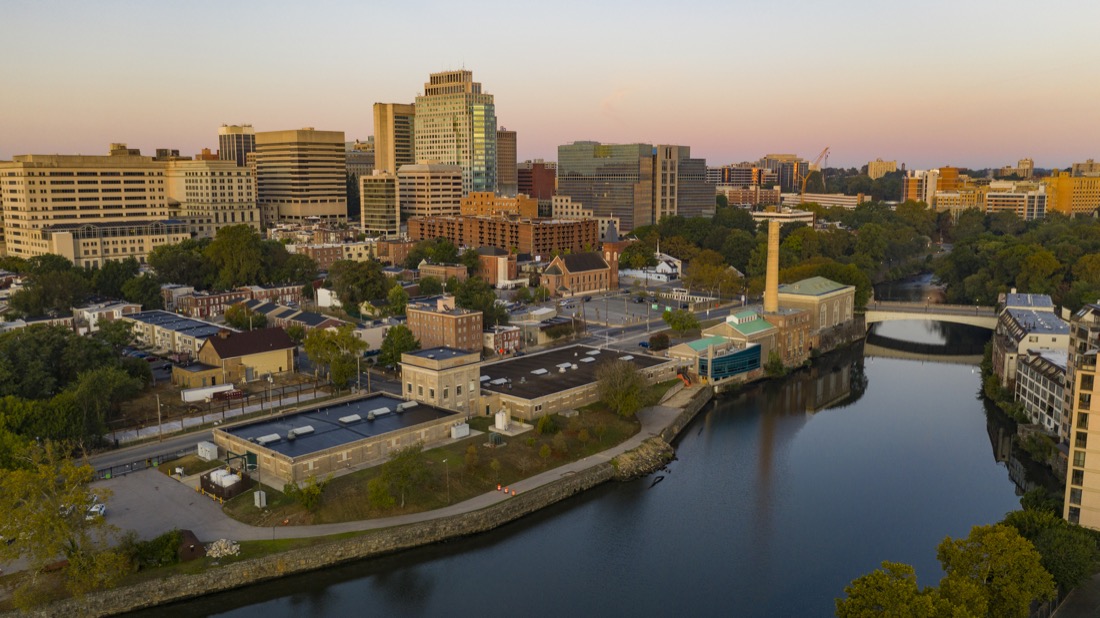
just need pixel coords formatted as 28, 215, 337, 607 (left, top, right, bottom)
800, 146, 831, 195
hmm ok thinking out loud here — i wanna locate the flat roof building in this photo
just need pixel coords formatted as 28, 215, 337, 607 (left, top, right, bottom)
414, 70, 497, 195
373, 103, 416, 175
478, 344, 676, 421
255, 128, 347, 226
214, 393, 459, 485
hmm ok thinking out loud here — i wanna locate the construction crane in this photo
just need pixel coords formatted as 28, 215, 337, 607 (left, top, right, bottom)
800, 146, 831, 195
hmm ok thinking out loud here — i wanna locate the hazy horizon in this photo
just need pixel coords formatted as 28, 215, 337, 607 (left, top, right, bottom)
3, 0, 1099, 170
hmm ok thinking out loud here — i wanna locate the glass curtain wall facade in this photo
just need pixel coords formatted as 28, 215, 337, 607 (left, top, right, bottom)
414, 71, 497, 195
557, 142, 654, 232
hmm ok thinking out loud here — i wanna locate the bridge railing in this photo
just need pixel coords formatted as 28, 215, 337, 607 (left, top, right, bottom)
867, 300, 996, 315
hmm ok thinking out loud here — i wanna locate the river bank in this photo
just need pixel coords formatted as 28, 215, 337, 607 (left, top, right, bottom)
9, 384, 716, 618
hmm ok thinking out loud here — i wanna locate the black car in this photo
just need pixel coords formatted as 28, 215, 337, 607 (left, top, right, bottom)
583, 296, 593, 302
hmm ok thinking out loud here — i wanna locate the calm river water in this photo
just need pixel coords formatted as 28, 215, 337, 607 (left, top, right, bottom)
145, 313, 1028, 617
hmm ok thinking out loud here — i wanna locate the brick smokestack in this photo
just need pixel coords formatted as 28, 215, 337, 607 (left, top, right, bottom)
764, 220, 780, 313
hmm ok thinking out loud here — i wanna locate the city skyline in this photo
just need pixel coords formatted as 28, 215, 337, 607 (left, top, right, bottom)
2, 0, 1099, 169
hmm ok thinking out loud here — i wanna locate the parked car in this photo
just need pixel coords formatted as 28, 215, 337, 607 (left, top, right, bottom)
638, 341, 650, 348
86, 503, 106, 520
583, 296, 593, 302
634, 297, 645, 303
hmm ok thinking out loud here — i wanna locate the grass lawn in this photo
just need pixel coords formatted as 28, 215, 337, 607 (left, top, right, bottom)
223, 403, 648, 527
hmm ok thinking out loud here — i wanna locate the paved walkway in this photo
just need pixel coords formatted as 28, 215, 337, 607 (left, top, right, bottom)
92, 388, 699, 543
1054, 572, 1100, 617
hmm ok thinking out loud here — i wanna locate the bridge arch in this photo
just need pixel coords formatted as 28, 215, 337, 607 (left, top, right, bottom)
863, 301, 996, 330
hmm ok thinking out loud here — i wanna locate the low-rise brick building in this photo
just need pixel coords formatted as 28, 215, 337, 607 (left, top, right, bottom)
406, 296, 483, 353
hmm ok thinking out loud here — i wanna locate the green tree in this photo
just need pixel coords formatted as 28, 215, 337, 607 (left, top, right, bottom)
596, 360, 654, 418
367, 475, 395, 509
277, 253, 319, 285
303, 325, 367, 388
282, 474, 330, 512
72, 366, 142, 439
387, 285, 409, 316
0, 442, 126, 608
1002, 509, 1100, 592
539, 444, 551, 460
90, 257, 140, 298
147, 239, 212, 288
329, 260, 392, 308
662, 309, 699, 336
764, 349, 787, 377
835, 561, 941, 618
453, 276, 509, 328
121, 273, 163, 309
620, 242, 657, 270
204, 225, 266, 288
378, 324, 420, 367
379, 443, 429, 508
418, 276, 444, 296
464, 444, 480, 472
224, 302, 267, 331
285, 324, 306, 345
937, 524, 1055, 618
92, 319, 135, 351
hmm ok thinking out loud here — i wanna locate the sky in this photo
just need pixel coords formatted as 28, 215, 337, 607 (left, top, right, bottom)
2, 0, 1099, 170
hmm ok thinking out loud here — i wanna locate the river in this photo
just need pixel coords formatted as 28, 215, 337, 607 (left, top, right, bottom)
143, 302, 1031, 617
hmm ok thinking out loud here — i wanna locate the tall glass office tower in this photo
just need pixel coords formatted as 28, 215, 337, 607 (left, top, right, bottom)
414, 70, 497, 195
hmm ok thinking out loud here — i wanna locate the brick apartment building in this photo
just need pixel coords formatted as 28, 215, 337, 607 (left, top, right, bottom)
418, 262, 469, 283
408, 215, 597, 257
406, 296, 484, 353
476, 246, 520, 287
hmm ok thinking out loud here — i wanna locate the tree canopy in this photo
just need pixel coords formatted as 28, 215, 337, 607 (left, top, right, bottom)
596, 360, 655, 418
378, 324, 420, 368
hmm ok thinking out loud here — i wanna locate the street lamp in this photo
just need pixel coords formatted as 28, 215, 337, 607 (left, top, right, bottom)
442, 458, 450, 505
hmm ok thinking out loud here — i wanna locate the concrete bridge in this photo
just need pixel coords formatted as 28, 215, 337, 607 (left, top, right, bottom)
864, 300, 997, 329
864, 343, 983, 366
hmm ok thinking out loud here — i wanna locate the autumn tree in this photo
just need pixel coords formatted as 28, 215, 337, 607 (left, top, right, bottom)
0, 442, 128, 608
303, 325, 367, 389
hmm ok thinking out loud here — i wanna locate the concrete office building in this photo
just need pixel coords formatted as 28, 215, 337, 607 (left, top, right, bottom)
1072, 159, 1100, 177
0, 148, 191, 267
360, 171, 399, 237
496, 127, 517, 196
346, 139, 375, 178
550, 196, 621, 241
373, 103, 416, 174
1043, 173, 1100, 216
164, 159, 260, 239
397, 163, 463, 219
996, 158, 1034, 179
985, 181, 1047, 220
218, 124, 255, 167
557, 141, 711, 232
414, 70, 497, 194
255, 128, 347, 226
758, 154, 809, 192
866, 159, 897, 180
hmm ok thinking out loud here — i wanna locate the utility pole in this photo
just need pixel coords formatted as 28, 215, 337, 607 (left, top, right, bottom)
156, 394, 163, 441
443, 458, 450, 504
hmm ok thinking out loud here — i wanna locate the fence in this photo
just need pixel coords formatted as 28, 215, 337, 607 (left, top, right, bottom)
94, 446, 195, 481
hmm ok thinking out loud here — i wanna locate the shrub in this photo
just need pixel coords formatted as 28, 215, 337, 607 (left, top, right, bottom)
121, 529, 182, 570
649, 333, 670, 351
539, 444, 552, 459
552, 433, 568, 454
536, 414, 558, 435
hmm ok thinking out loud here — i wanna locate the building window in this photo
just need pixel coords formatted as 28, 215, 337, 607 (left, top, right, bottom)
1076, 450, 1087, 467
418, 385, 423, 396
1073, 469, 1085, 486
429, 388, 435, 399
1070, 488, 1083, 505
1080, 413, 1090, 430
407, 382, 413, 393
1069, 506, 1081, 524
1077, 432, 1089, 449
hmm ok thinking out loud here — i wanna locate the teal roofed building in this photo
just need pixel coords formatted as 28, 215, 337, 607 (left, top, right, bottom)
778, 276, 855, 337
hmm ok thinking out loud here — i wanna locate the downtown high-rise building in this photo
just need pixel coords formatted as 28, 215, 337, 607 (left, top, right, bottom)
556, 141, 712, 232
757, 154, 809, 192
413, 70, 497, 195
496, 127, 517, 196
255, 128, 347, 226
218, 124, 255, 167
360, 171, 399, 237
373, 103, 415, 174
